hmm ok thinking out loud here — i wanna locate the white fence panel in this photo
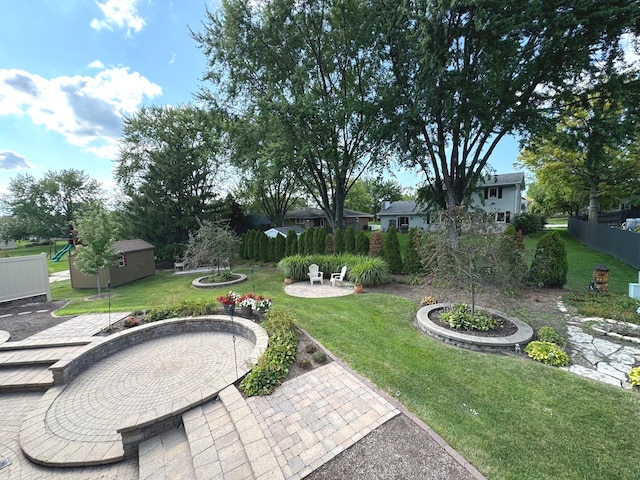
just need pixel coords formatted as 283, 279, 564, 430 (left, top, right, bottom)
0, 254, 51, 303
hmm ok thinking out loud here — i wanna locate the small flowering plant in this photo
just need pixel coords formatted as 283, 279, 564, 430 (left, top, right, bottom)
216, 291, 239, 306
237, 292, 257, 308
255, 295, 272, 310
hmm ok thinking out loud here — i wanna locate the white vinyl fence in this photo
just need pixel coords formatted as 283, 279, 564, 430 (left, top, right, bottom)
0, 254, 51, 303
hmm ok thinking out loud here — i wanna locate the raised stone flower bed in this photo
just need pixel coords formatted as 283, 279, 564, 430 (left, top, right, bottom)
416, 303, 534, 353
192, 273, 247, 289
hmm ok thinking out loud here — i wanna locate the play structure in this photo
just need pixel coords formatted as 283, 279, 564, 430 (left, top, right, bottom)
52, 244, 73, 262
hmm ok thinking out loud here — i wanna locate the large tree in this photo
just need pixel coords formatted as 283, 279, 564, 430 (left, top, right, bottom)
228, 113, 304, 226
520, 73, 640, 223
115, 105, 226, 261
377, 0, 639, 217
192, 0, 391, 232
1, 169, 102, 240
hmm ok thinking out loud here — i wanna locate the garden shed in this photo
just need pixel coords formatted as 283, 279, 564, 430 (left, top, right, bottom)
69, 239, 155, 290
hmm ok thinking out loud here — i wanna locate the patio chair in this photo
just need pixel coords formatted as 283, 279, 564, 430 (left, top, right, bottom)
330, 265, 347, 287
308, 264, 323, 285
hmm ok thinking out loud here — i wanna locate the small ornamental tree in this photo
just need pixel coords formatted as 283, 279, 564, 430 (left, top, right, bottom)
369, 231, 383, 256
268, 236, 276, 262
252, 229, 261, 261
285, 229, 298, 257
245, 230, 256, 260
344, 226, 356, 254
334, 228, 345, 254
298, 230, 308, 255
528, 230, 568, 287
355, 231, 369, 256
183, 220, 239, 273
383, 226, 403, 274
73, 203, 118, 296
404, 227, 423, 274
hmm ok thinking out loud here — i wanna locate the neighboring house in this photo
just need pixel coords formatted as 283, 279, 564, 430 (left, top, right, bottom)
69, 239, 155, 289
264, 226, 305, 238
378, 172, 526, 232
377, 201, 430, 233
284, 207, 373, 232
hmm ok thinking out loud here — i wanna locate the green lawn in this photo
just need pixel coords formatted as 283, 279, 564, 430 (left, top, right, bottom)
1, 240, 73, 274
49, 261, 640, 480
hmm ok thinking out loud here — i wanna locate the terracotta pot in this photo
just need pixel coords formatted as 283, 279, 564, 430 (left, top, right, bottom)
284, 277, 294, 285
354, 284, 364, 294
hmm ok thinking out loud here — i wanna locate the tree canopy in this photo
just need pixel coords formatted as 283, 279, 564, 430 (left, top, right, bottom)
192, 0, 391, 232
377, 0, 639, 211
115, 104, 226, 261
1, 169, 102, 240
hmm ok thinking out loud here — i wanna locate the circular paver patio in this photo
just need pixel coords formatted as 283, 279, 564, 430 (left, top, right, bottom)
284, 282, 355, 298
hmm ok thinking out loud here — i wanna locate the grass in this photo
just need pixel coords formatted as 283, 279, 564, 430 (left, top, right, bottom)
48, 262, 640, 479
1, 240, 74, 274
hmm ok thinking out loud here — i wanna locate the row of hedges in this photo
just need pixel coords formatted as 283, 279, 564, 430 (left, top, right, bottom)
277, 254, 390, 286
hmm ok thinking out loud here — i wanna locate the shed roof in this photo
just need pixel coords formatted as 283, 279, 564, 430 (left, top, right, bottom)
285, 207, 373, 219
113, 239, 154, 253
378, 201, 423, 216
265, 226, 305, 238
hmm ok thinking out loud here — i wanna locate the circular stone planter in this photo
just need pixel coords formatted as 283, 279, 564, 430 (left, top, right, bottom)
192, 273, 247, 289
416, 303, 534, 353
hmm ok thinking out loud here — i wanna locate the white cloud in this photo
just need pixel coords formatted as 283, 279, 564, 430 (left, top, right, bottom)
169, 53, 176, 65
90, 0, 146, 36
89, 60, 105, 69
0, 67, 162, 159
0, 150, 31, 170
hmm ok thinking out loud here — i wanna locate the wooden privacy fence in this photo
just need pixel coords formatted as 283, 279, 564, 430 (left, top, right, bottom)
568, 217, 640, 270
0, 254, 51, 304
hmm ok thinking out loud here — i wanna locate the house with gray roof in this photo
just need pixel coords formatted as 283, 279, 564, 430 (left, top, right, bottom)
284, 207, 373, 232
378, 172, 526, 232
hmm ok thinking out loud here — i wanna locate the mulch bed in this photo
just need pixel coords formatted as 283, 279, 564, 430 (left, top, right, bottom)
428, 308, 520, 337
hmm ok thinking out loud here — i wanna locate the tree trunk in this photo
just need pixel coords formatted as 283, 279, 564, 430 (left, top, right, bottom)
587, 183, 599, 224
96, 274, 101, 297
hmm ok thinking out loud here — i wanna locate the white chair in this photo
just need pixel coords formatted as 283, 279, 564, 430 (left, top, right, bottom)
330, 265, 347, 287
308, 264, 323, 285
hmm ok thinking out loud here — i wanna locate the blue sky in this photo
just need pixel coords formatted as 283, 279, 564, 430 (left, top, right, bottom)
0, 0, 520, 200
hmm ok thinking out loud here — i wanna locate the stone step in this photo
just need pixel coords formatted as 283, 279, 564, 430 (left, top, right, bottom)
183, 401, 254, 480
138, 426, 196, 480
0, 364, 52, 392
0, 345, 83, 367
219, 386, 284, 480
0, 337, 95, 351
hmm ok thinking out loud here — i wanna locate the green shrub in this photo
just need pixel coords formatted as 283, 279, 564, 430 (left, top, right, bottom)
355, 231, 369, 255
274, 234, 286, 262
312, 350, 327, 364
239, 310, 298, 396
144, 298, 219, 322
349, 257, 390, 286
277, 255, 310, 280
383, 226, 403, 274
285, 229, 298, 257
512, 212, 545, 235
313, 228, 327, 254
536, 326, 566, 347
325, 233, 334, 254
528, 231, 568, 288
404, 227, 423, 274
299, 357, 312, 369
629, 366, 640, 387
305, 342, 317, 353
525, 341, 570, 367
344, 226, 356, 254
440, 304, 502, 331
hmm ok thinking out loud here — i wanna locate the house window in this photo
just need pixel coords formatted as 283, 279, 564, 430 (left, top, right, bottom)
495, 212, 509, 223
484, 187, 503, 199
295, 218, 304, 225
398, 216, 409, 227
117, 253, 127, 268
388, 219, 397, 230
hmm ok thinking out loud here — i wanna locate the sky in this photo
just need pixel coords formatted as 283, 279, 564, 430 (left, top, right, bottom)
0, 0, 520, 201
